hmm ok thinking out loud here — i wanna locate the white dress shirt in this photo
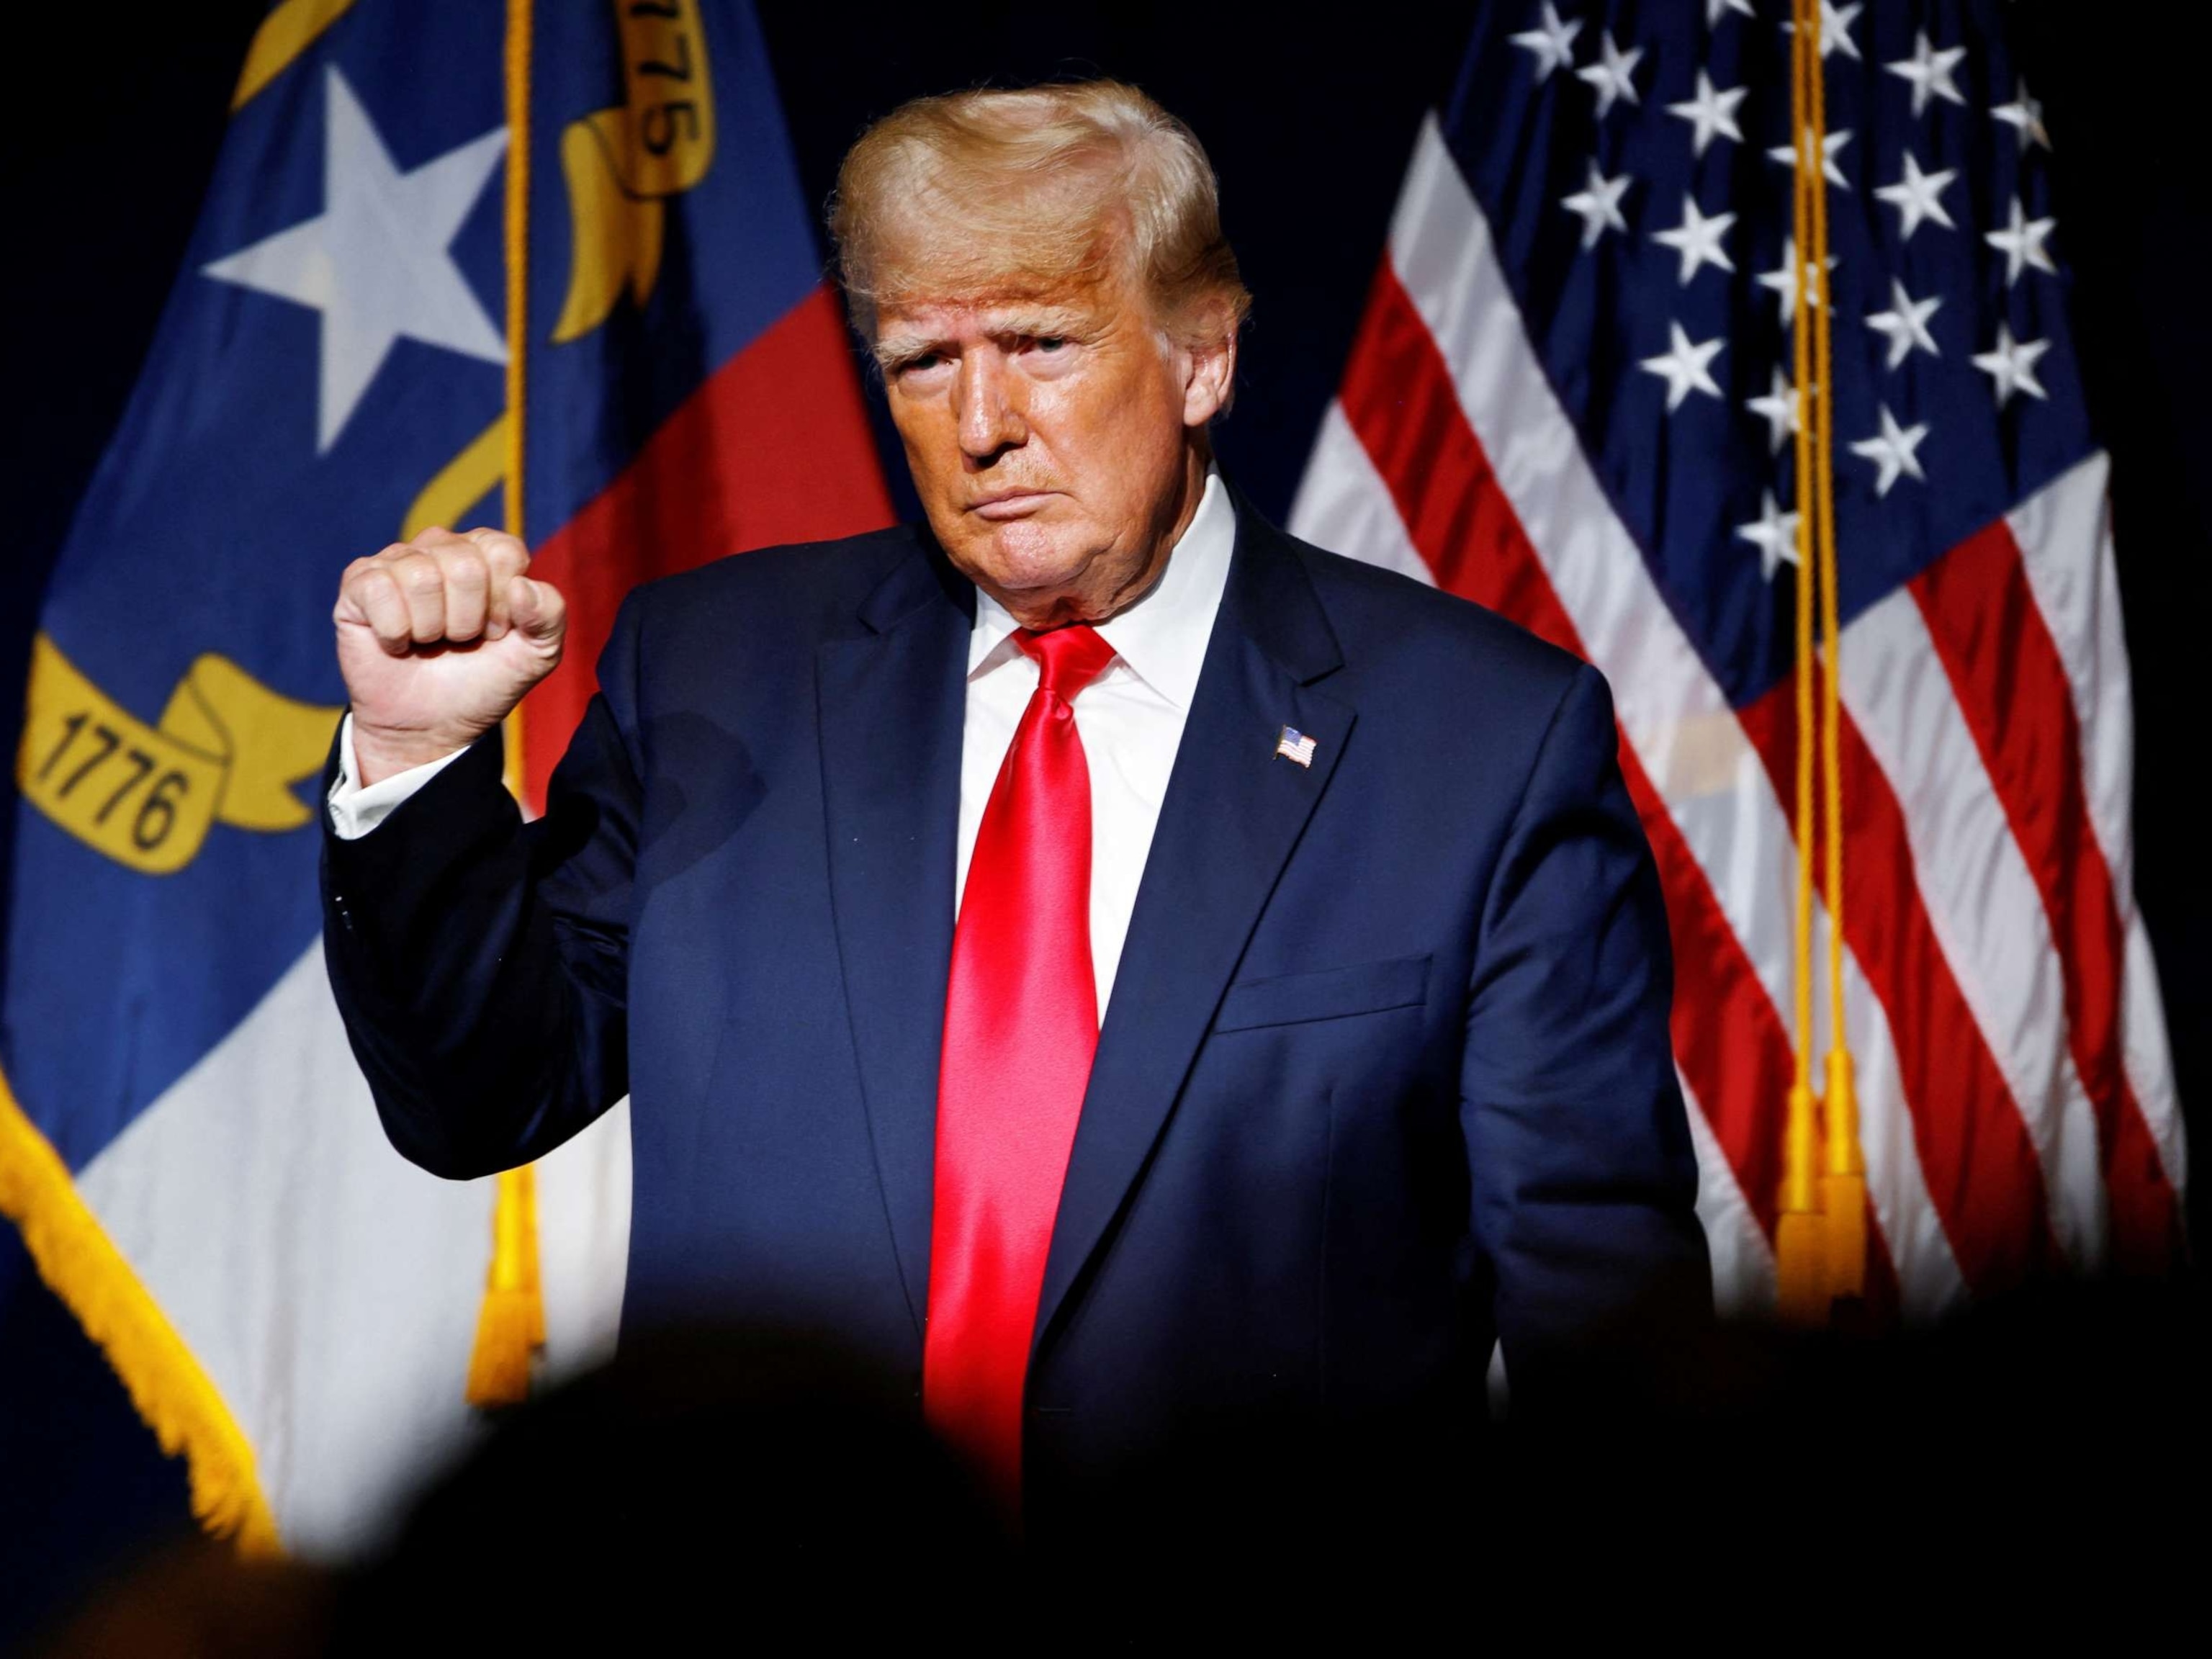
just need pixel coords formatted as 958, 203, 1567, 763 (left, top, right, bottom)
328, 469, 1237, 1019
956, 468, 1233, 1014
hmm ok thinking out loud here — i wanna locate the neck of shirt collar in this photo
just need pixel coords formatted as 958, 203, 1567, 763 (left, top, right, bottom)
967, 467, 1235, 713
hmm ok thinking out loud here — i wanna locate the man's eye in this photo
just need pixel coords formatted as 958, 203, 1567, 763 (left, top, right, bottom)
1032, 336, 1068, 352
901, 352, 943, 374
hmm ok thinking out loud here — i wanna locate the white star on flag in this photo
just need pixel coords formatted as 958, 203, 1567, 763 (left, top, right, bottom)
1875, 151, 1959, 242
1653, 196, 1736, 284
1561, 161, 1633, 249
1509, 4, 1582, 82
1986, 197, 2059, 285
1640, 322, 1725, 413
1745, 367, 1802, 456
1783, 1, 1863, 63
1885, 30, 1968, 117
202, 66, 507, 454
1575, 30, 1644, 117
1993, 78, 2051, 152
1850, 404, 1930, 497
1767, 126, 1852, 190
1707, 0, 1754, 24
1757, 235, 1838, 326
1866, 278, 1943, 370
1972, 323, 2053, 408
1737, 489, 1802, 580
1666, 69, 1748, 158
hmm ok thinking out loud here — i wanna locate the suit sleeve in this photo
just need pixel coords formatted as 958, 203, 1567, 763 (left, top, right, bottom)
1460, 660, 1713, 1400
320, 595, 648, 1179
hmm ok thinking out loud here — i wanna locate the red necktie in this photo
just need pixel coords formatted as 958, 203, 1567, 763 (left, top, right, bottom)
925, 623, 1119, 1511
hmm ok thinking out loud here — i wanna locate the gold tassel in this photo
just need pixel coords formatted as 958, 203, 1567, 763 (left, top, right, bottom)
465, 1164, 544, 1406
1774, 1079, 1827, 1326
1820, 1050, 1866, 1306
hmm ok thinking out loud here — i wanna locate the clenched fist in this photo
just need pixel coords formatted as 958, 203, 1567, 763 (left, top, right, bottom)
334, 527, 565, 786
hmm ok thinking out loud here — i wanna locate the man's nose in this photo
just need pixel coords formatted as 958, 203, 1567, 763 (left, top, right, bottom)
954, 353, 1026, 462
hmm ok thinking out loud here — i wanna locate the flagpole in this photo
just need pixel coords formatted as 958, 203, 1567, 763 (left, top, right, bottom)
500, 0, 531, 803
466, 0, 547, 1408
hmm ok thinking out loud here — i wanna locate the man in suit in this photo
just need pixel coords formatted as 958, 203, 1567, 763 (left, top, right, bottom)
323, 80, 1709, 1542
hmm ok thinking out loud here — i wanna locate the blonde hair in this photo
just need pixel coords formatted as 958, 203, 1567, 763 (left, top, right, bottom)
830, 79, 1252, 354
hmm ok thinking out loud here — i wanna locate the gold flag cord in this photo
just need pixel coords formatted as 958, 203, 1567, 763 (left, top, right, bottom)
1775, 0, 1822, 1321
464, 0, 547, 1408
1775, 0, 1864, 1325
1807, 0, 1866, 1311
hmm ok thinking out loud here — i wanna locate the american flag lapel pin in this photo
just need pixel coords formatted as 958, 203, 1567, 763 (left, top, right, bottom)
1274, 725, 1317, 768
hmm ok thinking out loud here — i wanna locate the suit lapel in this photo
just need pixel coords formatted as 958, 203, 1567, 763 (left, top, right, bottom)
817, 540, 974, 1341
1033, 501, 1354, 1353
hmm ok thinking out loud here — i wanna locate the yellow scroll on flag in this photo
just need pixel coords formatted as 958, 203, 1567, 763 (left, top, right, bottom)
551, 0, 718, 343
17, 634, 338, 877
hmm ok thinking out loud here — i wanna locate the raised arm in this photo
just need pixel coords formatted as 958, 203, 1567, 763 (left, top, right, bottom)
320, 527, 639, 1178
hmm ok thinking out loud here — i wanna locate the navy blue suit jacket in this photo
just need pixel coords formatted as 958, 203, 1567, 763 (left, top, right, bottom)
323, 493, 1709, 1529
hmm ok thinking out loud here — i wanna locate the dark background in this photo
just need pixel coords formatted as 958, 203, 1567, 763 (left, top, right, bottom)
2, 0, 2204, 1638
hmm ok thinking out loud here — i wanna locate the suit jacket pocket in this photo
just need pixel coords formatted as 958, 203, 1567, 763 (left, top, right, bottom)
1213, 954, 1431, 1033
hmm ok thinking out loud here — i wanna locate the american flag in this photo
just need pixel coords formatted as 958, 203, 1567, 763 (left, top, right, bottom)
1290, 0, 2186, 1316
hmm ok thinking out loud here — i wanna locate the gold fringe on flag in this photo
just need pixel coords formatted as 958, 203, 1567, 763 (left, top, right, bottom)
0, 1063, 280, 1553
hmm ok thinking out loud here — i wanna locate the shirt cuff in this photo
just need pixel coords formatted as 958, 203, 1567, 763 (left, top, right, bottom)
326, 713, 472, 840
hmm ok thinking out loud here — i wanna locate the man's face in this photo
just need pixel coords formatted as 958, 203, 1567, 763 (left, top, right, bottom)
874, 269, 1231, 629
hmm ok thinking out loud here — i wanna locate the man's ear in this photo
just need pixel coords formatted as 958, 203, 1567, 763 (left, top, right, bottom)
1180, 316, 1238, 428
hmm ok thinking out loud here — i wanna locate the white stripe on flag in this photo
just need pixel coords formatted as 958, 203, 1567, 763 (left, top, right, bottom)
2123, 923, 2188, 1184
2007, 455, 2132, 890
76, 943, 490, 1555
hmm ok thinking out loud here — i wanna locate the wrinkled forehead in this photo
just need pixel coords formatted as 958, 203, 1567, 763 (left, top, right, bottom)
873, 284, 1115, 343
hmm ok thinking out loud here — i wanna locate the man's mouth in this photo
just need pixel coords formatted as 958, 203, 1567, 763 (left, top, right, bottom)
969, 489, 1056, 521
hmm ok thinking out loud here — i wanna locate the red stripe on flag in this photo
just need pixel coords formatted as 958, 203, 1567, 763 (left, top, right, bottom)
521, 285, 896, 811
1910, 521, 2182, 1269
1336, 259, 1792, 1246
1736, 680, 2056, 1294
